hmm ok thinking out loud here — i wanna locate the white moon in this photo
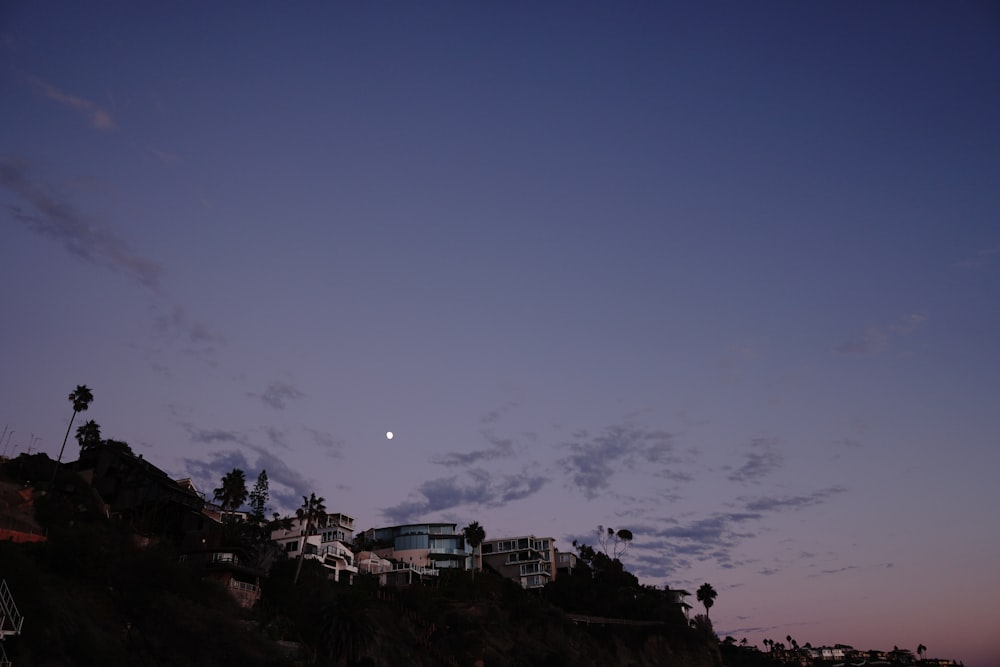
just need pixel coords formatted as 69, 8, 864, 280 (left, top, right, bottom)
386, 431, 394, 440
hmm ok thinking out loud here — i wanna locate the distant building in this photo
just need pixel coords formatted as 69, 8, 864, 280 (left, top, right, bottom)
664, 587, 692, 619
271, 512, 359, 583
554, 550, 578, 576
811, 646, 847, 661
356, 549, 440, 586
179, 538, 264, 609
74, 442, 204, 538
480, 535, 555, 589
360, 523, 470, 572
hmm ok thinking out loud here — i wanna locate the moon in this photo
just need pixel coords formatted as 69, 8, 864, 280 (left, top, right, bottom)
386, 431, 394, 440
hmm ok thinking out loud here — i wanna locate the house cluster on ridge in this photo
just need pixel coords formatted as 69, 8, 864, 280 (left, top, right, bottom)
44, 446, 692, 615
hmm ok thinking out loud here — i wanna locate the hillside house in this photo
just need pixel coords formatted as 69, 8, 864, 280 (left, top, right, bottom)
271, 512, 358, 583
480, 535, 556, 589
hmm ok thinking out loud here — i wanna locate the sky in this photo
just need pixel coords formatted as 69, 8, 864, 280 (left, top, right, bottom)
2, 1, 999, 664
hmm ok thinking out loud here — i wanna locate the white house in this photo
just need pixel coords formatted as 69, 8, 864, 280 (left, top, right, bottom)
271, 512, 359, 583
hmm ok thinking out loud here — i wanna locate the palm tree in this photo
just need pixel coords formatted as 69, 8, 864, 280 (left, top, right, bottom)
51, 384, 94, 484
213, 468, 249, 519
75, 420, 102, 452
917, 644, 927, 662
293, 492, 327, 584
463, 521, 486, 580
696, 582, 717, 618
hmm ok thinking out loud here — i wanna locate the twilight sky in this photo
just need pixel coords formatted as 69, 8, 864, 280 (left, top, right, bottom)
2, 2, 998, 664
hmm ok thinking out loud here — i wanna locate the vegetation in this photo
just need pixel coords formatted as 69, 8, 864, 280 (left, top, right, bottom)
0, 449, 726, 667
214, 468, 249, 517
0, 386, 962, 666
75, 419, 102, 452
462, 521, 485, 580
50, 384, 93, 483
597, 524, 633, 560
293, 492, 327, 585
697, 582, 717, 618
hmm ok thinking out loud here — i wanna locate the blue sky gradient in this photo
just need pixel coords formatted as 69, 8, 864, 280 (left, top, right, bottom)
2, 2, 998, 664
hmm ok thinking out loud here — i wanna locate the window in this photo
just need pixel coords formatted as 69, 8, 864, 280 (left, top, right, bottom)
285, 541, 298, 553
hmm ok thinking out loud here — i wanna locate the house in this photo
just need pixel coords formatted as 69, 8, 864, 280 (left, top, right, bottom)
271, 512, 359, 583
178, 537, 265, 609
810, 646, 847, 661
176, 485, 270, 609
479, 535, 556, 589
554, 550, 578, 576
360, 523, 470, 572
664, 586, 692, 619
74, 442, 205, 539
355, 550, 440, 586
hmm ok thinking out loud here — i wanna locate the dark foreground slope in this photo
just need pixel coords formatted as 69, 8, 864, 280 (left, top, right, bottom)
0, 456, 721, 667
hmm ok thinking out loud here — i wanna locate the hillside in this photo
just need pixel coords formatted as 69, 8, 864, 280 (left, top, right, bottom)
0, 454, 722, 667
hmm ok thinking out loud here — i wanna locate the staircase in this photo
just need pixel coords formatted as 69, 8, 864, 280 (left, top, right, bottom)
0, 578, 22, 664
0, 579, 23, 639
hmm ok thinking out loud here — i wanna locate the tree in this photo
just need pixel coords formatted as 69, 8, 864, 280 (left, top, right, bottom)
697, 582, 717, 618
597, 525, 633, 560
248, 470, 269, 523
213, 468, 248, 519
75, 420, 102, 452
51, 384, 94, 484
318, 591, 375, 666
917, 644, 927, 661
690, 613, 714, 639
294, 492, 327, 584
463, 521, 486, 580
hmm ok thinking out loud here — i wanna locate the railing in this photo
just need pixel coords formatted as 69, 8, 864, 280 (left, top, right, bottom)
229, 579, 258, 594
319, 545, 353, 563
211, 552, 240, 565
568, 613, 664, 627
0, 641, 10, 667
0, 579, 24, 638
392, 562, 438, 575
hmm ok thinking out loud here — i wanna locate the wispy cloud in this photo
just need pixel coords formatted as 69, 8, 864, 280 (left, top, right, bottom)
622, 483, 849, 581
305, 427, 344, 459
742, 486, 846, 512
2, 158, 163, 290
180, 444, 317, 514
153, 304, 227, 348
25, 75, 116, 130
381, 468, 549, 524
186, 426, 248, 446
834, 313, 927, 356
726, 437, 783, 485
481, 401, 518, 425
559, 425, 681, 500
811, 565, 858, 577
625, 511, 763, 578
249, 381, 305, 410
433, 428, 515, 467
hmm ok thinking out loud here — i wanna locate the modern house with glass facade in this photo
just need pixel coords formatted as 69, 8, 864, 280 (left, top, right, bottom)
479, 535, 556, 589
360, 523, 470, 571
